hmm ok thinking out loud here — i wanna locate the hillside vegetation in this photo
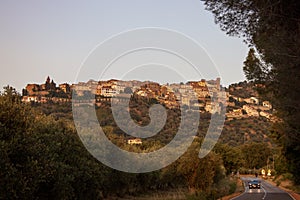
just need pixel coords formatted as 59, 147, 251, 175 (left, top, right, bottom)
0, 85, 278, 199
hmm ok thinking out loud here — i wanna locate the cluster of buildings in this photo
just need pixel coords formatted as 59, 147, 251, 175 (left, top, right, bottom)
21, 77, 274, 145
22, 76, 225, 114
63, 77, 225, 113
167, 78, 224, 112
22, 76, 272, 119
226, 94, 273, 120
22, 76, 71, 103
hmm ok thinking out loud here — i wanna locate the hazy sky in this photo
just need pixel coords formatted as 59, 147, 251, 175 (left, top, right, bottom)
0, 0, 248, 92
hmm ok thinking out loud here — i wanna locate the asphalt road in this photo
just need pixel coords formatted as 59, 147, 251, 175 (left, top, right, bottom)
232, 177, 294, 200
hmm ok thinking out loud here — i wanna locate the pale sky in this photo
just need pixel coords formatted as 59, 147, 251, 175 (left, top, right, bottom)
0, 0, 248, 92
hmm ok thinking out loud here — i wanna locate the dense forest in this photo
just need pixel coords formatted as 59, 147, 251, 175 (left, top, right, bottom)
0, 85, 279, 199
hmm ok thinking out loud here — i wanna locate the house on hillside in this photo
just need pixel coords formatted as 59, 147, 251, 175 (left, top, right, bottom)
262, 101, 272, 109
59, 83, 70, 93
100, 86, 116, 97
127, 138, 142, 145
244, 97, 259, 105
243, 105, 259, 117
22, 96, 39, 103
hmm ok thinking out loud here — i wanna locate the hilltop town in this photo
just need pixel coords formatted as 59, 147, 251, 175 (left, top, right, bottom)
21, 76, 273, 120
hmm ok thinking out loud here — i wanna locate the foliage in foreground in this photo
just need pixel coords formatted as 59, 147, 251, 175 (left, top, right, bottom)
0, 86, 230, 199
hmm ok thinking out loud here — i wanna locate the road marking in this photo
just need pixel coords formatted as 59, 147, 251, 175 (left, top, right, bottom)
287, 192, 296, 200
234, 177, 295, 200
262, 186, 267, 200
231, 188, 247, 200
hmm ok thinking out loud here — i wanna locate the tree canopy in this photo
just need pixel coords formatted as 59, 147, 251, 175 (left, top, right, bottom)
201, 0, 300, 183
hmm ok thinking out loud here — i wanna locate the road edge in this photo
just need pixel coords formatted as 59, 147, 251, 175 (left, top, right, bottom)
264, 179, 300, 200
228, 179, 247, 200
